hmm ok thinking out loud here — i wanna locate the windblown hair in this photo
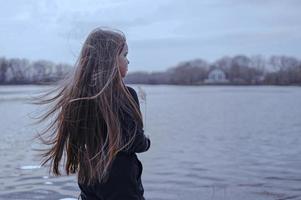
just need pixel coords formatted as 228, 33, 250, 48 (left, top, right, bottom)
31, 27, 143, 185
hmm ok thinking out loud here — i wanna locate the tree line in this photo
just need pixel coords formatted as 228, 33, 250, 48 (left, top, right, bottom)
0, 57, 71, 84
125, 55, 301, 85
0, 55, 300, 85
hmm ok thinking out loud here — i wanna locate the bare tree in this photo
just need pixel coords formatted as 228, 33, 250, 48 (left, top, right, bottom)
167, 59, 209, 85
0, 57, 8, 83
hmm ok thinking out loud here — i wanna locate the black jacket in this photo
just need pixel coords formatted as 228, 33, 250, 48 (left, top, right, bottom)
78, 86, 151, 200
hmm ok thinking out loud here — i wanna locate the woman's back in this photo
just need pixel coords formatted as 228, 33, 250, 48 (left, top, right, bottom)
79, 86, 150, 200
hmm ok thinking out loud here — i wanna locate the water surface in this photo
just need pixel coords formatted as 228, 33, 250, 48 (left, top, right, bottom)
0, 85, 300, 200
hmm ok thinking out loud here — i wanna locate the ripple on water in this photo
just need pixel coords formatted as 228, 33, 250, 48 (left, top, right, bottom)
184, 172, 225, 183
17, 176, 44, 182
19, 165, 41, 170
237, 183, 265, 188
0, 189, 76, 200
264, 176, 301, 182
145, 189, 180, 200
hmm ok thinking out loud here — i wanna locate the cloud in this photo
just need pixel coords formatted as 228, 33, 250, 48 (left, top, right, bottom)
0, 0, 300, 71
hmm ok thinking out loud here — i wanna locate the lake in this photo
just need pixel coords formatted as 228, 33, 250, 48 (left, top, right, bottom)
0, 85, 300, 200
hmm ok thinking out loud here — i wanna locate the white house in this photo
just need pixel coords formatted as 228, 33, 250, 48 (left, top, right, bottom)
204, 69, 229, 84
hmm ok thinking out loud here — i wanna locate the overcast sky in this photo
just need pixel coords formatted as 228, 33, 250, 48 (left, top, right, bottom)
0, 0, 300, 72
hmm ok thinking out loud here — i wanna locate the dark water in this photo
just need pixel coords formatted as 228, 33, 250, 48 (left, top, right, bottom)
0, 85, 300, 200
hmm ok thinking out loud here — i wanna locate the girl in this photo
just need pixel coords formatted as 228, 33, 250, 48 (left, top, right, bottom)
33, 27, 151, 200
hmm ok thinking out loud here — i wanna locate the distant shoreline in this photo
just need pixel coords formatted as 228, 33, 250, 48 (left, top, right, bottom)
1, 55, 301, 86
0, 83, 300, 87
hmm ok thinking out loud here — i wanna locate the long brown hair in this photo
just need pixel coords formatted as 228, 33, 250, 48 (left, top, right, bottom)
31, 27, 143, 185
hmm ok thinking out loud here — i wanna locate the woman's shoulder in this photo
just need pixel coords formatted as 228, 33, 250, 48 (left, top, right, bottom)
125, 85, 139, 105
125, 85, 136, 94
126, 86, 138, 98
